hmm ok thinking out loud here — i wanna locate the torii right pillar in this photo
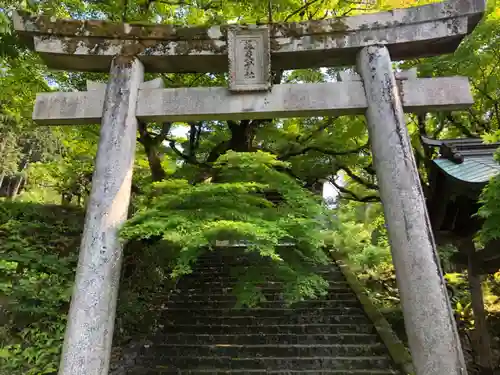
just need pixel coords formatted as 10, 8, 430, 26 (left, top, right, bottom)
357, 45, 467, 375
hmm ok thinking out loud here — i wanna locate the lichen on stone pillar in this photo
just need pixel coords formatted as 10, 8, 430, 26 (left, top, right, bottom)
58, 56, 144, 375
356, 44, 468, 375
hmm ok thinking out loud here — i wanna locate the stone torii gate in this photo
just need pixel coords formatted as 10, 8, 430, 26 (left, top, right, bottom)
13, 1, 484, 374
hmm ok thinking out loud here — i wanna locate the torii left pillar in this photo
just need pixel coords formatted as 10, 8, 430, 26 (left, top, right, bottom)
58, 56, 144, 375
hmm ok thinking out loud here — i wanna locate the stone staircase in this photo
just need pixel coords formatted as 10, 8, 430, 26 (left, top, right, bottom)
126, 251, 404, 374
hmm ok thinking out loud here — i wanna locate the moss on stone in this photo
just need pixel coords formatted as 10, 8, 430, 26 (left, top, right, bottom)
20, 12, 220, 41
18, 10, 352, 43
331, 252, 416, 375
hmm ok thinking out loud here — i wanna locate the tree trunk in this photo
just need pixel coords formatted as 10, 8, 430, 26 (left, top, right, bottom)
463, 238, 494, 374
8, 145, 33, 199
0, 137, 7, 156
138, 121, 166, 182
0, 137, 8, 193
61, 192, 73, 205
10, 175, 24, 199
146, 145, 166, 182
228, 120, 256, 152
5, 178, 13, 197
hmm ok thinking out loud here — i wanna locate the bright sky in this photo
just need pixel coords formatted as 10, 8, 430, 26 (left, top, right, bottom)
323, 181, 338, 200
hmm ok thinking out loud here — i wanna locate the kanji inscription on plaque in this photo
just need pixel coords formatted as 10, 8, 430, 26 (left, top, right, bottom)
227, 26, 271, 92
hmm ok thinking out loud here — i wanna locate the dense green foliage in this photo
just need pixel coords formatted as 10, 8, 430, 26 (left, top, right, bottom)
0, 203, 81, 374
478, 149, 500, 245
122, 151, 332, 306
0, 0, 500, 373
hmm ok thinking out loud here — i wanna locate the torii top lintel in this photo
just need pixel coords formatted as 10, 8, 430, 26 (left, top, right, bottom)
13, 0, 484, 74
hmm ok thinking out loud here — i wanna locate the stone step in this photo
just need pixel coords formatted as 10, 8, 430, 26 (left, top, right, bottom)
178, 277, 347, 285
172, 288, 349, 295
178, 275, 345, 283
192, 259, 333, 265
112, 257, 400, 375
157, 333, 381, 346
163, 311, 367, 325
163, 315, 368, 326
137, 355, 393, 370
129, 368, 399, 375
189, 267, 336, 274
172, 289, 352, 298
141, 343, 387, 358
192, 262, 334, 267
168, 292, 357, 302
175, 281, 350, 289
194, 254, 328, 262
190, 268, 341, 276
163, 324, 375, 335
163, 306, 364, 316
192, 260, 333, 266
164, 299, 361, 309
194, 255, 265, 260
191, 268, 336, 274
193, 255, 289, 262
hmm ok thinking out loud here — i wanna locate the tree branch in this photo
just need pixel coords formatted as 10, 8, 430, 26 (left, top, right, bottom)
188, 122, 199, 157
138, 121, 167, 182
194, 123, 202, 151
432, 117, 446, 139
227, 120, 240, 132
206, 140, 231, 163
122, 0, 129, 22
328, 177, 380, 203
268, 0, 273, 24
363, 164, 376, 176
295, 117, 338, 144
446, 114, 477, 137
189, 74, 205, 87
151, 121, 172, 145
307, 2, 325, 19
280, 142, 368, 160
145, 0, 220, 11
272, 70, 284, 85
338, 165, 378, 191
169, 140, 209, 168
414, 113, 435, 167
284, 0, 322, 21
273, 164, 304, 184
467, 108, 491, 133
416, 113, 427, 137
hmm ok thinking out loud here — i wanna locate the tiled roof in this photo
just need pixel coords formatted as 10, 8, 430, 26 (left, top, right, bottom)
434, 156, 500, 184
421, 135, 500, 184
